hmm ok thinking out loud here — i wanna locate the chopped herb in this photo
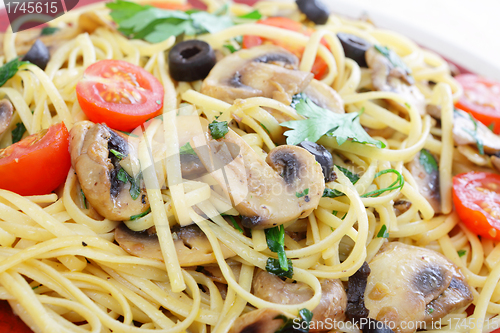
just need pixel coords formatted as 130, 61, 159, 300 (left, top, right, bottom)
341, 212, 347, 220
274, 308, 313, 333
265, 258, 293, 279
296, 188, 309, 198
223, 43, 238, 53
32, 285, 40, 290
237, 10, 262, 20
322, 166, 359, 198
427, 307, 434, 314
260, 122, 270, 134
332, 210, 338, 215
377, 224, 389, 238
179, 142, 197, 156
488, 122, 495, 131
82, 241, 88, 247
130, 207, 151, 220
227, 215, 244, 234
419, 149, 438, 174
458, 249, 467, 257
209, 120, 229, 139
110, 149, 126, 160
265, 225, 289, 273
361, 169, 404, 198
0, 57, 29, 87
81, 190, 87, 209
282, 98, 384, 148
106, 0, 233, 43
463, 114, 484, 155
116, 168, 142, 200
374, 45, 412, 75
41, 27, 59, 35
404, 102, 411, 109
11, 122, 26, 143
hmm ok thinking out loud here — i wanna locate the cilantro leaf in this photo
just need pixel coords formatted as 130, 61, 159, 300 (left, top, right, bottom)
209, 120, 229, 139
419, 149, 438, 174
191, 11, 233, 34
281, 98, 384, 148
11, 122, 26, 143
0, 57, 29, 87
41, 27, 59, 35
377, 224, 389, 238
179, 142, 197, 155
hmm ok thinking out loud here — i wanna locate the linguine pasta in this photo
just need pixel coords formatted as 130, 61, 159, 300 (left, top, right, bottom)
0, 1, 499, 333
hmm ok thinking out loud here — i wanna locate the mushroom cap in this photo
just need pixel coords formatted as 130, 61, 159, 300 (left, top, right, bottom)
365, 242, 472, 333
114, 223, 236, 266
194, 127, 325, 229
302, 79, 344, 114
69, 122, 149, 221
201, 45, 313, 105
0, 99, 14, 135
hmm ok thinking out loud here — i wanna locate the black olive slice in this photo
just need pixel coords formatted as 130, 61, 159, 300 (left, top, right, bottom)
337, 32, 372, 68
22, 39, 50, 70
168, 40, 216, 82
296, 0, 330, 25
297, 141, 334, 182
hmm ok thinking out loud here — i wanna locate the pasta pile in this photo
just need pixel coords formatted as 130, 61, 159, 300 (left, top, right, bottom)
0, 1, 499, 333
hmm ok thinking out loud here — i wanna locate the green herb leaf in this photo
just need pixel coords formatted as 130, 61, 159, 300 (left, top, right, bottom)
282, 98, 384, 148
322, 166, 359, 198
11, 122, 26, 143
374, 45, 412, 75
419, 149, 438, 174
110, 149, 127, 160
463, 114, 485, 155
81, 190, 87, 209
0, 57, 29, 87
130, 207, 151, 221
106, 0, 233, 43
41, 27, 59, 35
209, 120, 229, 139
488, 122, 496, 131
260, 122, 270, 134
265, 258, 293, 279
295, 188, 309, 198
117, 168, 130, 183
458, 249, 467, 257
274, 308, 312, 333
427, 307, 434, 314
32, 285, 40, 290
223, 43, 238, 53
238, 10, 262, 20
377, 224, 389, 238
290, 93, 307, 109
228, 215, 244, 233
265, 225, 289, 272
179, 142, 197, 156
116, 168, 142, 200
361, 169, 404, 198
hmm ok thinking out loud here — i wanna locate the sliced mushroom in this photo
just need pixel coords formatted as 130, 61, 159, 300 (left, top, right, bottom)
492, 155, 500, 172
114, 223, 235, 266
201, 45, 313, 105
69, 122, 149, 221
253, 270, 346, 330
302, 79, 344, 114
364, 242, 473, 333
0, 99, 14, 135
194, 127, 325, 229
393, 200, 412, 216
453, 108, 500, 155
407, 151, 441, 214
229, 308, 295, 333
365, 47, 426, 116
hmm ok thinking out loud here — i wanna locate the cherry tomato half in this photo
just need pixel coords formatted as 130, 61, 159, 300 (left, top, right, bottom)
76, 60, 164, 131
453, 172, 500, 240
0, 123, 71, 196
242, 17, 329, 80
455, 74, 500, 134
146, 1, 193, 10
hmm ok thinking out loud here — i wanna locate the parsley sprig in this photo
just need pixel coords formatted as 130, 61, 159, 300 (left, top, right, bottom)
106, 0, 234, 43
1, 57, 29, 87
265, 225, 292, 276
275, 308, 313, 333
209, 120, 229, 139
282, 98, 385, 148
117, 168, 142, 200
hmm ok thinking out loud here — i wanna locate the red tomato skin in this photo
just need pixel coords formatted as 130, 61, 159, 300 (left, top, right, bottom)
455, 74, 500, 134
76, 60, 164, 132
0, 123, 71, 196
453, 172, 500, 240
242, 17, 329, 80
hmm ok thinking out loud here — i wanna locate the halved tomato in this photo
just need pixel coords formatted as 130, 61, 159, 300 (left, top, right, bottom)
146, 1, 193, 10
242, 17, 329, 79
455, 74, 500, 134
76, 60, 164, 131
0, 123, 71, 196
453, 172, 500, 240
